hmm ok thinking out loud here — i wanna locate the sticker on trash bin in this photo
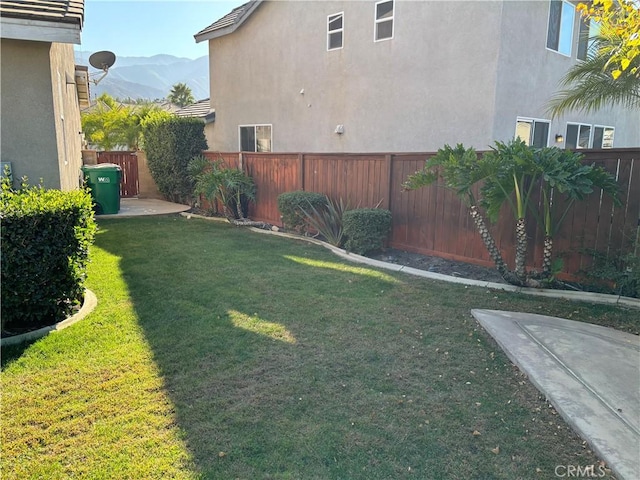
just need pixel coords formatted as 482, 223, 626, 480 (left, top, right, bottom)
97, 176, 111, 183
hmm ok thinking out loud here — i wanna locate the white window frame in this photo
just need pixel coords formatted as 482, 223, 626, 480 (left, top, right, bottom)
515, 117, 551, 148
374, 0, 394, 42
592, 125, 615, 149
327, 12, 344, 51
238, 124, 272, 152
546, 0, 575, 57
565, 122, 592, 149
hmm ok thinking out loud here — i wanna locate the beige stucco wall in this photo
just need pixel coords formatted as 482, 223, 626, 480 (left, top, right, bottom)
49, 42, 84, 190
0, 39, 83, 190
135, 150, 163, 199
491, 0, 639, 148
1, 39, 58, 185
206, 0, 503, 152
205, 0, 638, 152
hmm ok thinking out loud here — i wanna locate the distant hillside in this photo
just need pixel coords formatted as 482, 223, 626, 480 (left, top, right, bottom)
75, 52, 209, 101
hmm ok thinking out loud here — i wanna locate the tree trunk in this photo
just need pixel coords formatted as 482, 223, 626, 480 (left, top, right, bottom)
542, 235, 553, 278
235, 196, 245, 220
468, 205, 521, 284
515, 218, 528, 282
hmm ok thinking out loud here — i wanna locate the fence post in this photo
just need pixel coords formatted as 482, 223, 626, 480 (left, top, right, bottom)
238, 152, 244, 171
382, 154, 392, 210
298, 153, 305, 191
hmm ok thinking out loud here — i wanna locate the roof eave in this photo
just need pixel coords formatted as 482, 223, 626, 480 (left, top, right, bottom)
194, 0, 263, 43
0, 16, 82, 43
194, 23, 237, 43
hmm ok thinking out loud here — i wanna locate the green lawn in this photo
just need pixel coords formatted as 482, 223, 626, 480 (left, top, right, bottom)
2, 216, 637, 479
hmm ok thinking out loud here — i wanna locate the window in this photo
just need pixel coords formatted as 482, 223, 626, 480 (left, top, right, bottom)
592, 126, 615, 148
577, 18, 599, 61
374, 0, 394, 41
327, 12, 344, 50
565, 123, 591, 149
547, 0, 575, 56
515, 118, 550, 147
239, 125, 272, 152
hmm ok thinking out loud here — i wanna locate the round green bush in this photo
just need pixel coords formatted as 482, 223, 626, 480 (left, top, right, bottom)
1, 183, 97, 333
343, 208, 392, 255
277, 191, 327, 233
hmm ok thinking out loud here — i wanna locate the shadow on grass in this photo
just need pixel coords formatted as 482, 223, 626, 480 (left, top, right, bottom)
1, 338, 39, 370
93, 217, 424, 478
92, 216, 630, 479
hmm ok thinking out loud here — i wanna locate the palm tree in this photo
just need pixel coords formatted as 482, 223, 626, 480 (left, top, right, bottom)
188, 156, 256, 220
167, 83, 195, 107
481, 141, 539, 284
403, 144, 515, 283
406, 141, 622, 287
480, 141, 623, 284
548, 25, 640, 117
526, 148, 621, 277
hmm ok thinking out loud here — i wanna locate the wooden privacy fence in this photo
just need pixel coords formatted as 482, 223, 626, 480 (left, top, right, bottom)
203, 149, 639, 279
96, 151, 139, 197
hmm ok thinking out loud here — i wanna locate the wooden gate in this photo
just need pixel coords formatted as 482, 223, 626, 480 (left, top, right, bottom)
97, 151, 139, 197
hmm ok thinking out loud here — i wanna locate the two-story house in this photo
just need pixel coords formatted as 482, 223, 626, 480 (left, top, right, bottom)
194, 0, 638, 153
1, 0, 89, 190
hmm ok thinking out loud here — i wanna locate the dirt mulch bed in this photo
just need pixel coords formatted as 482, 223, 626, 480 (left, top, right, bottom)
369, 248, 507, 284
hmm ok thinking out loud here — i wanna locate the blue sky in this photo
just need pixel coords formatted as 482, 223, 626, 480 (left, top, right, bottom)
77, 0, 246, 60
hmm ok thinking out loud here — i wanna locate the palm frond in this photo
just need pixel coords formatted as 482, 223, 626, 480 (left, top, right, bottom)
548, 29, 640, 117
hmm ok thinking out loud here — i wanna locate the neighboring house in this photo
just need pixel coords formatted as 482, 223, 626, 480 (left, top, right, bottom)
195, 0, 639, 153
1, 0, 89, 190
175, 98, 216, 123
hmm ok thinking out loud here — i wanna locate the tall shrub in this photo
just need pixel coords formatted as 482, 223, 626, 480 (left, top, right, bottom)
143, 116, 207, 203
1, 179, 97, 333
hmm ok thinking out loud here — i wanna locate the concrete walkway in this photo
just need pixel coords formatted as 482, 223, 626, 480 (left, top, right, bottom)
98, 198, 190, 218
472, 310, 639, 480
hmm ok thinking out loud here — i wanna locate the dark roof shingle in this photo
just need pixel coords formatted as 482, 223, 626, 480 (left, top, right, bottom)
194, 0, 261, 42
175, 98, 213, 119
0, 0, 84, 27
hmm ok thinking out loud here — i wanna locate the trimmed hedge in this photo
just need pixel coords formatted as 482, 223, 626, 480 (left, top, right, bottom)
1, 182, 97, 334
277, 191, 327, 233
343, 208, 392, 255
143, 116, 208, 204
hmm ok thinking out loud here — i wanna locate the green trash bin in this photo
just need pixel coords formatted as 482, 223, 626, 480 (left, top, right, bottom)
81, 163, 122, 214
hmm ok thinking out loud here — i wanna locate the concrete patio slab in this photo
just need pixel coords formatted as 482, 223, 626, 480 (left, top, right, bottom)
471, 309, 640, 480
99, 198, 190, 218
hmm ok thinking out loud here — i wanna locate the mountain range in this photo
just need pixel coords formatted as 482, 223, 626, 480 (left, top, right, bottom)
74, 52, 209, 101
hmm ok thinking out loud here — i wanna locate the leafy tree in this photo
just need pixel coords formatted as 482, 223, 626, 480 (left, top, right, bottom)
548, 0, 640, 116
578, 0, 639, 80
81, 94, 172, 150
167, 82, 195, 107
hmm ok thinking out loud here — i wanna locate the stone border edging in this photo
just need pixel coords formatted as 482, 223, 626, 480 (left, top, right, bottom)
0, 289, 98, 347
180, 212, 640, 310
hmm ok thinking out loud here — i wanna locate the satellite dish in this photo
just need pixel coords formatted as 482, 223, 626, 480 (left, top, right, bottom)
88, 51, 116, 85
89, 51, 116, 71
